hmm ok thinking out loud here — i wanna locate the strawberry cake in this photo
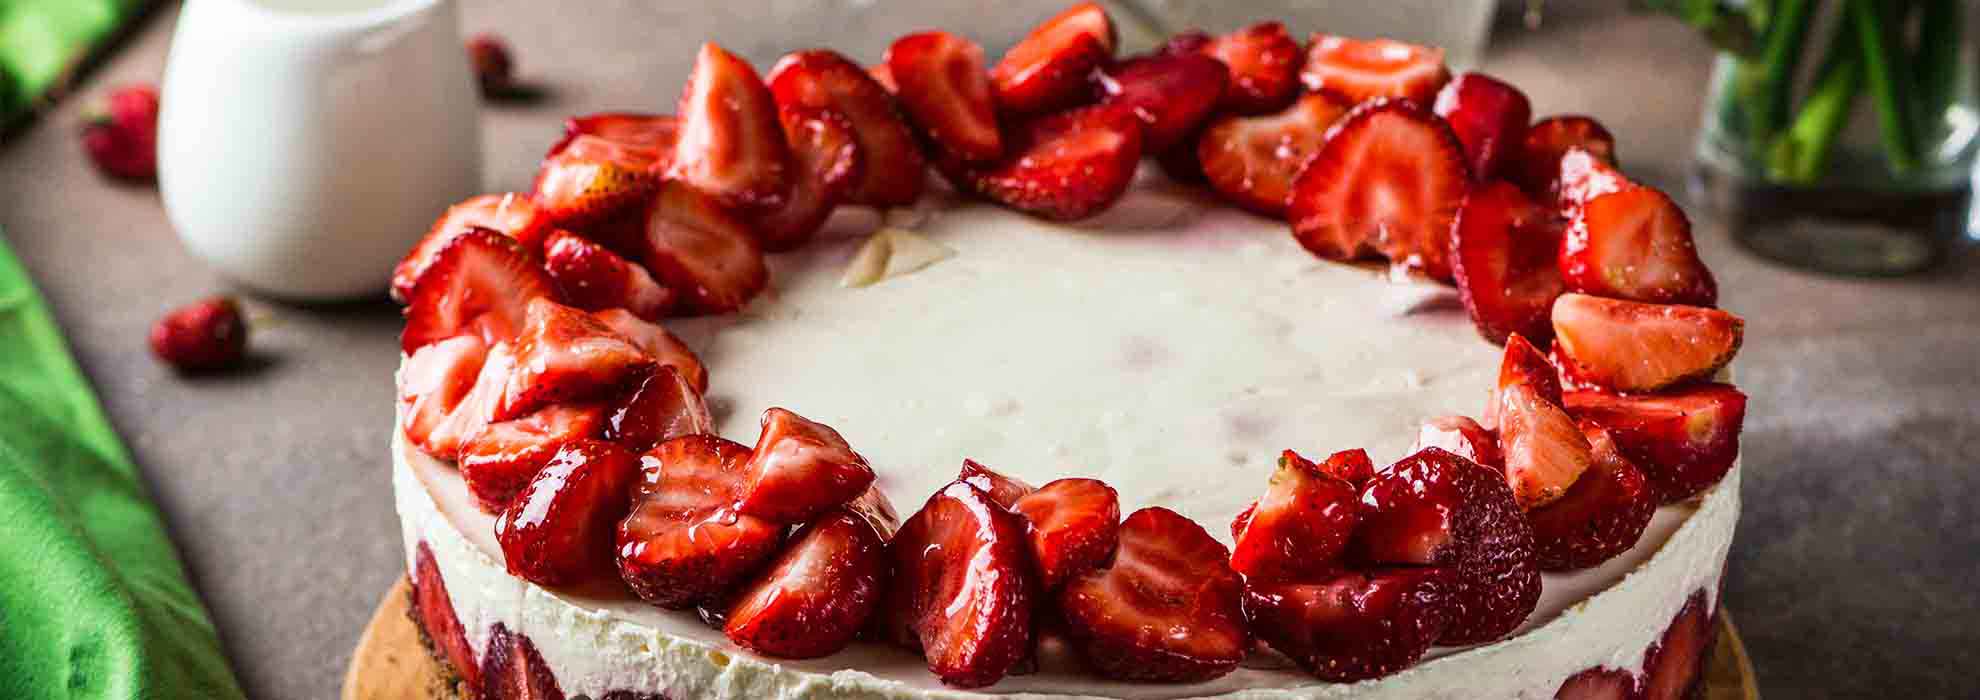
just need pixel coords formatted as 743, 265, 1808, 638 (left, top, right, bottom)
390, 5, 1749, 699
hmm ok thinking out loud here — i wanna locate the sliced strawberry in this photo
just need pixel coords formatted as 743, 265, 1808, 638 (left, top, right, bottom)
1411, 415, 1502, 469
1499, 333, 1566, 408
1318, 447, 1376, 486
671, 43, 790, 209
1551, 294, 1744, 393
1496, 335, 1593, 510
1170, 23, 1302, 115
991, 2, 1116, 115
532, 134, 665, 229
1288, 99, 1470, 279
1243, 567, 1449, 682
422, 342, 517, 461
1432, 72, 1532, 181
618, 435, 786, 609
1513, 115, 1617, 201
1563, 186, 1719, 307
1229, 450, 1360, 582
1551, 146, 1634, 215
558, 112, 679, 157
478, 623, 563, 700
723, 510, 888, 658
399, 335, 490, 457
636, 180, 770, 314
1094, 52, 1229, 152
542, 230, 675, 321
766, 50, 925, 206
755, 106, 862, 251
957, 459, 1036, 509
497, 298, 654, 421
1643, 591, 1715, 700
966, 105, 1143, 221
401, 229, 557, 353
1566, 384, 1746, 504
1555, 667, 1642, 700
884, 481, 1034, 688
411, 543, 480, 693
886, 31, 1003, 162
1452, 180, 1567, 345
604, 366, 712, 453
461, 402, 607, 513
1529, 423, 1656, 571
495, 439, 639, 586
736, 408, 876, 523
1197, 92, 1350, 216
1299, 35, 1450, 105
1355, 447, 1539, 645
1010, 477, 1120, 590
590, 308, 707, 392
1059, 507, 1248, 682
846, 485, 901, 539
394, 194, 548, 303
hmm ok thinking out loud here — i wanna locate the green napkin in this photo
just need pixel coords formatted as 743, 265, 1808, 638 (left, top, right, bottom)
0, 234, 246, 699
0, 0, 150, 129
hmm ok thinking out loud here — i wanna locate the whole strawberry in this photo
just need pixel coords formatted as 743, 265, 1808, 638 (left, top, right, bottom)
149, 297, 248, 372
80, 84, 159, 181
466, 33, 516, 97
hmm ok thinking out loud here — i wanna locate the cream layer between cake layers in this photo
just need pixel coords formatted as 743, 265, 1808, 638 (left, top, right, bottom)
392, 182, 1739, 699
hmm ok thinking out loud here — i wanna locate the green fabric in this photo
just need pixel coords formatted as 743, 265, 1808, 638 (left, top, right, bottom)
0, 233, 246, 700
0, 0, 146, 126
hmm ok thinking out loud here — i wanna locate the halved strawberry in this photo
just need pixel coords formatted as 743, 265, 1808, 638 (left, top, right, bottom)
884, 481, 1034, 688
394, 194, 548, 303
957, 459, 1036, 509
1169, 23, 1302, 115
399, 335, 490, 457
1059, 507, 1248, 682
1229, 450, 1360, 582
461, 402, 607, 513
1411, 415, 1502, 468
590, 308, 707, 392
421, 342, 516, 460
495, 439, 639, 586
1290, 99, 1470, 279
1566, 383, 1746, 504
755, 106, 861, 252
1643, 591, 1716, 700
1355, 447, 1539, 645
671, 43, 790, 209
723, 510, 888, 658
1243, 567, 1449, 682
604, 366, 712, 453
866, 63, 898, 94
401, 229, 557, 354
636, 180, 770, 314
886, 31, 1003, 162
1299, 35, 1450, 105
1563, 186, 1719, 307
766, 50, 925, 206
1530, 423, 1656, 570
1010, 477, 1120, 590
1555, 667, 1642, 700
478, 623, 562, 700
1551, 146, 1633, 215
1318, 447, 1376, 486
411, 543, 480, 693
1513, 115, 1617, 201
618, 435, 786, 609
966, 105, 1143, 221
1551, 294, 1744, 392
1433, 72, 1532, 181
542, 230, 675, 321
532, 134, 665, 229
736, 408, 876, 523
1197, 92, 1350, 216
991, 2, 1116, 115
1451, 180, 1567, 345
1496, 335, 1593, 510
1094, 52, 1228, 153
558, 112, 679, 157
496, 298, 654, 421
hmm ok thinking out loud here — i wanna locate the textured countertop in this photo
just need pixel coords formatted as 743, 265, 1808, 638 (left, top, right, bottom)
2, 2, 1976, 697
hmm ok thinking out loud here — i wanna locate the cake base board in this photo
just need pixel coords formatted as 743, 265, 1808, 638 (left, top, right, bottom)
343, 576, 1761, 699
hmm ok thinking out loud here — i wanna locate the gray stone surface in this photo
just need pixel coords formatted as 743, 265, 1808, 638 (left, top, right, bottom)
1, 2, 1977, 698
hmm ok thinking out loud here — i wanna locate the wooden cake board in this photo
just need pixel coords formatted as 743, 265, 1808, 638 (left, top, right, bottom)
345, 576, 1761, 699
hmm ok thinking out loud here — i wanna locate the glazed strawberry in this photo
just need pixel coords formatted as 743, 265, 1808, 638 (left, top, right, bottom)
1529, 423, 1656, 570
479, 623, 562, 700
411, 544, 480, 693
1564, 186, 1720, 307
866, 63, 899, 94
957, 458, 1036, 509
732, 408, 875, 523
1642, 592, 1715, 700
754, 106, 861, 251
618, 435, 786, 609
1551, 294, 1744, 393
1555, 667, 1641, 700
1451, 180, 1567, 345
604, 366, 712, 453
532, 134, 665, 229
766, 50, 926, 206
1299, 35, 1450, 105
1169, 23, 1302, 115
672, 43, 790, 209
1551, 146, 1633, 214
1197, 92, 1349, 216
635, 180, 770, 314
542, 230, 675, 321
149, 296, 248, 373
1513, 115, 1617, 201
884, 481, 1033, 688
461, 401, 608, 513
1243, 568, 1449, 682
589, 308, 707, 392
420, 342, 516, 460
1010, 477, 1121, 590
1229, 450, 1360, 582
1317, 447, 1377, 486
1355, 447, 1539, 645
558, 112, 679, 156
495, 440, 640, 586
846, 485, 901, 539
886, 31, 1003, 162
1496, 335, 1593, 510
723, 510, 888, 658
990, 2, 1116, 115
1289, 99, 1470, 279
496, 298, 654, 421
1433, 73, 1532, 181
1411, 415, 1502, 468
401, 228, 557, 353
1059, 507, 1249, 682
1566, 384, 1747, 504
1094, 52, 1229, 152
967, 105, 1143, 221
79, 84, 158, 181
394, 194, 549, 302
399, 335, 491, 455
